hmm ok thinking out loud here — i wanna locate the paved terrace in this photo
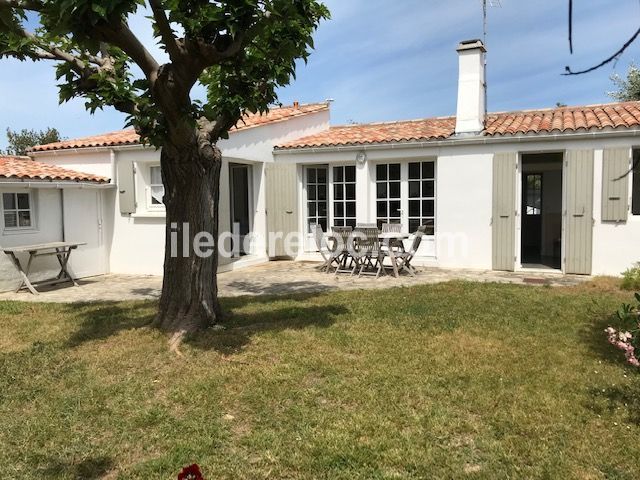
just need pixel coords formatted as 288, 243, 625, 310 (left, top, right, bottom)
0, 261, 589, 303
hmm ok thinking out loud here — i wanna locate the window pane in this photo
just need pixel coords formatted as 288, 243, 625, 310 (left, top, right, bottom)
150, 166, 162, 184
4, 212, 17, 228
334, 219, 344, 227
18, 211, 31, 227
423, 180, 435, 198
409, 219, 420, 233
319, 218, 328, 232
318, 202, 327, 217
345, 166, 356, 182
633, 153, 640, 215
151, 185, 164, 205
376, 201, 387, 217
409, 200, 420, 217
308, 168, 316, 183
389, 201, 401, 217
333, 184, 343, 200
308, 185, 317, 200
376, 183, 387, 199
389, 164, 401, 180
16, 193, 29, 210
389, 181, 401, 199
424, 219, 435, 235
408, 162, 420, 179
317, 168, 327, 184
376, 164, 387, 181
345, 184, 356, 200
422, 162, 435, 179
333, 166, 343, 182
308, 202, 316, 216
346, 201, 356, 218
346, 218, 357, 228
423, 200, 435, 217
334, 202, 344, 217
409, 181, 420, 198
3, 193, 15, 210
317, 185, 327, 201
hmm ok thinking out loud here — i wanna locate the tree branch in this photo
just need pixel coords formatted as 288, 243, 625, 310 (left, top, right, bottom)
148, 0, 182, 62
95, 20, 160, 82
564, 26, 640, 75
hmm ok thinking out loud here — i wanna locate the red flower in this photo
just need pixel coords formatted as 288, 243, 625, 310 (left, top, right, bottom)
178, 464, 204, 480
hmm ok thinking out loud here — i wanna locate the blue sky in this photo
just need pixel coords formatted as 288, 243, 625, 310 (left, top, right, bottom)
1, 0, 639, 149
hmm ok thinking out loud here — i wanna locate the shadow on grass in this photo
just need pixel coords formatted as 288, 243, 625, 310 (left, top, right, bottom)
223, 279, 335, 297
586, 384, 640, 425
65, 301, 156, 347
41, 455, 114, 479
187, 301, 347, 355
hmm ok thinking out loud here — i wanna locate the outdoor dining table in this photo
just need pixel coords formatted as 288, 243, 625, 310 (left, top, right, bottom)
2, 241, 86, 295
326, 231, 411, 278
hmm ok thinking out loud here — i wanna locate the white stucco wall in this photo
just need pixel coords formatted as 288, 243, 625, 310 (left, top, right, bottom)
277, 133, 640, 275
35, 109, 330, 277
592, 148, 640, 276
0, 187, 63, 292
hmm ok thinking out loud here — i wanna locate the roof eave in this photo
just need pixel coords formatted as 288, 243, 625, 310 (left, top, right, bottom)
274, 127, 640, 154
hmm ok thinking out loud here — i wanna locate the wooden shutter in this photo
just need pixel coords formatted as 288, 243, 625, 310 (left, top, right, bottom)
492, 152, 517, 271
565, 150, 594, 275
266, 162, 299, 258
601, 148, 630, 222
117, 159, 136, 214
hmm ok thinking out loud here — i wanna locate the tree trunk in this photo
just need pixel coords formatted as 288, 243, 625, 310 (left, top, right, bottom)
153, 137, 223, 333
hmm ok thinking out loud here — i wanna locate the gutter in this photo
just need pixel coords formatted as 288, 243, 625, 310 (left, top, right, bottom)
273, 127, 640, 155
0, 180, 115, 189
29, 143, 149, 157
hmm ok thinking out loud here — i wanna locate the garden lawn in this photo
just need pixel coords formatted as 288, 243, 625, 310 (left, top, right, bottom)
1, 280, 639, 479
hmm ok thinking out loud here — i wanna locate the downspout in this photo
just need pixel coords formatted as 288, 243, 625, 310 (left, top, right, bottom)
109, 148, 116, 184
61, 188, 66, 242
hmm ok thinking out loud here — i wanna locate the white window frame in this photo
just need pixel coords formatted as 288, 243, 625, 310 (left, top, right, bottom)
329, 164, 357, 228
146, 164, 165, 211
407, 160, 436, 235
1, 191, 36, 232
373, 160, 437, 236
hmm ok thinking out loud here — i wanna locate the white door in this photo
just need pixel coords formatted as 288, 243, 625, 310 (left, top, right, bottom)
63, 189, 108, 278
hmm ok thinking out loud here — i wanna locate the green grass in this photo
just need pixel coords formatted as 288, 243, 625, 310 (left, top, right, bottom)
1, 281, 639, 479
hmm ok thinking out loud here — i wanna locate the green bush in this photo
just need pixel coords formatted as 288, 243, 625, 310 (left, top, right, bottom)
621, 263, 640, 291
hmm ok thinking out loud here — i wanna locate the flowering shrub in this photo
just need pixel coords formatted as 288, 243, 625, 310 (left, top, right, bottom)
178, 464, 204, 480
605, 293, 640, 368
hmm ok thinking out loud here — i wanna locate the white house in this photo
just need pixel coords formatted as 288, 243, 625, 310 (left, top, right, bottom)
2, 39, 640, 291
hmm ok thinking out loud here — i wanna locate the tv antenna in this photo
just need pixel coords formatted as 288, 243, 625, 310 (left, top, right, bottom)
482, 0, 502, 46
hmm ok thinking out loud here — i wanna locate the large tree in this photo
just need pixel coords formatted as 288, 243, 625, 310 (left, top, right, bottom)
1, 127, 62, 156
0, 0, 328, 334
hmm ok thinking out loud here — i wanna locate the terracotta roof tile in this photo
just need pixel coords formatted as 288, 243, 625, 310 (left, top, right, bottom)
32, 103, 329, 152
278, 101, 640, 150
0, 156, 109, 183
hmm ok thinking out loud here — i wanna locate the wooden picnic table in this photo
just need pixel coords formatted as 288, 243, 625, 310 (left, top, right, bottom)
2, 242, 86, 295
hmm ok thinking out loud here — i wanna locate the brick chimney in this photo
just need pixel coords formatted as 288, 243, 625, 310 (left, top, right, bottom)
455, 39, 486, 135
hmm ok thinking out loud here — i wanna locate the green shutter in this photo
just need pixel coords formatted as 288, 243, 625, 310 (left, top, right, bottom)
565, 150, 594, 275
492, 152, 517, 271
266, 162, 299, 258
601, 148, 630, 222
117, 159, 136, 214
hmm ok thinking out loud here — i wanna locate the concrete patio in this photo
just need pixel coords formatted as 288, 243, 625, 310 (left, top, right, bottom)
0, 260, 590, 303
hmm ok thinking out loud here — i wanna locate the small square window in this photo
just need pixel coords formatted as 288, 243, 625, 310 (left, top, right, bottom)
389, 164, 401, 181
333, 166, 343, 182
422, 162, 435, 179
376, 164, 387, 181
2, 192, 33, 230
